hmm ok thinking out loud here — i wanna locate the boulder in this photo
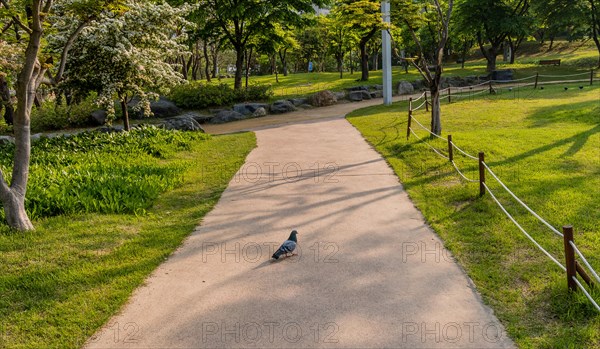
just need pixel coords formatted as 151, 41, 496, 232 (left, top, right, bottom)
289, 98, 308, 107
491, 70, 513, 81
309, 90, 337, 107
270, 100, 296, 114
348, 91, 364, 102
129, 97, 181, 119
370, 91, 383, 99
233, 103, 270, 116
180, 112, 213, 124
333, 91, 346, 100
411, 80, 425, 91
209, 110, 246, 124
161, 116, 205, 132
360, 91, 372, 100
299, 104, 314, 109
397, 81, 415, 95
253, 107, 267, 117
31, 133, 43, 141
149, 97, 181, 118
90, 110, 108, 126
372, 85, 383, 91
0, 135, 14, 145
347, 85, 369, 92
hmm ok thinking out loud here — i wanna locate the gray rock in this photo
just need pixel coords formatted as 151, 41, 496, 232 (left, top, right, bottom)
348, 91, 364, 102
31, 133, 43, 141
0, 135, 14, 145
370, 91, 383, 99
233, 103, 270, 116
186, 112, 213, 124
491, 70, 513, 81
333, 91, 346, 100
397, 81, 415, 95
209, 108, 228, 114
310, 90, 337, 107
270, 100, 296, 114
347, 85, 369, 92
289, 98, 308, 107
372, 85, 383, 91
252, 107, 267, 117
90, 110, 108, 126
360, 91, 372, 100
149, 97, 181, 118
411, 80, 425, 91
299, 104, 314, 109
209, 110, 246, 124
161, 116, 205, 132
129, 97, 181, 119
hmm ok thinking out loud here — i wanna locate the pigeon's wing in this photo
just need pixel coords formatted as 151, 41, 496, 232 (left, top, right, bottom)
279, 240, 297, 253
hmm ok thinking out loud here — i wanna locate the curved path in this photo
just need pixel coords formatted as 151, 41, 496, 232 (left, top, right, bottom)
86, 98, 514, 348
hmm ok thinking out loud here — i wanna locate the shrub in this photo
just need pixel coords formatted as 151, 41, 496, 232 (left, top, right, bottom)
0, 125, 210, 220
30, 96, 97, 132
169, 82, 273, 109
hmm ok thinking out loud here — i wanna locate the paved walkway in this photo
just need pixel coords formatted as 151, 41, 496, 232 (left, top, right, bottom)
86, 100, 514, 348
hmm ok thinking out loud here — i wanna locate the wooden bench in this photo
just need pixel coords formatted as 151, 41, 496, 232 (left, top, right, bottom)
539, 59, 561, 66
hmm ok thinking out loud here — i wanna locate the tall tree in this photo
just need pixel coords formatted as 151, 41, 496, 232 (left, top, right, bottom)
0, 0, 52, 230
393, 0, 454, 136
456, 0, 530, 72
336, 0, 384, 81
198, 0, 326, 90
322, 11, 356, 79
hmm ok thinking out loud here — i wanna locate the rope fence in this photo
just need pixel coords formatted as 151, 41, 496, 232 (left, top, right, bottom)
404, 69, 600, 311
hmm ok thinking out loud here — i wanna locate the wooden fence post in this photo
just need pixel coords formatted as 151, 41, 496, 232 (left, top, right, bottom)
534, 72, 539, 89
448, 88, 452, 103
448, 135, 453, 162
479, 152, 485, 197
563, 225, 577, 292
489, 80, 493, 94
407, 98, 413, 140
425, 91, 429, 111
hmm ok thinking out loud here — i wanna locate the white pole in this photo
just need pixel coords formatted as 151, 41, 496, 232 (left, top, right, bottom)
382, 0, 392, 105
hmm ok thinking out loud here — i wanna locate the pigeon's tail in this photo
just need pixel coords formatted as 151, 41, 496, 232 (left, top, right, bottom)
272, 248, 284, 260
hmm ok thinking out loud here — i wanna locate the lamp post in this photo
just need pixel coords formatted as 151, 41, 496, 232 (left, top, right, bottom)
382, 0, 392, 105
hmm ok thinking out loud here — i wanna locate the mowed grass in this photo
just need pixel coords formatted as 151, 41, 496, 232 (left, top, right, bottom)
348, 83, 600, 348
0, 132, 256, 348
215, 40, 600, 100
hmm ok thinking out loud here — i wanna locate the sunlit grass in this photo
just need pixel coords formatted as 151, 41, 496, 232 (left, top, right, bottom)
0, 132, 257, 348
348, 83, 600, 348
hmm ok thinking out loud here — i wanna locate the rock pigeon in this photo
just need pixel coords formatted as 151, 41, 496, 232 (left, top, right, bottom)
272, 230, 298, 260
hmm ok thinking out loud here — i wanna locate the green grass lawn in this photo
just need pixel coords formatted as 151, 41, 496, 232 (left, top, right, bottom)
212, 40, 600, 100
348, 83, 600, 348
0, 132, 256, 348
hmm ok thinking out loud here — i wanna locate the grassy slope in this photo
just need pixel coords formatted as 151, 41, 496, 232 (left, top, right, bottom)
214, 40, 600, 100
0, 132, 256, 348
347, 84, 600, 348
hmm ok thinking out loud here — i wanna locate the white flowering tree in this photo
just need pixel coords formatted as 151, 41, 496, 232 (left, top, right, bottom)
61, 1, 190, 130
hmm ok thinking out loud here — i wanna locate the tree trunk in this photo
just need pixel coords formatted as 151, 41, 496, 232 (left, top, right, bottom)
0, 0, 48, 231
120, 96, 130, 131
0, 75, 14, 125
430, 88, 441, 135
486, 47, 498, 72
1, 190, 33, 231
211, 43, 219, 78
203, 41, 211, 83
337, 56, 343, 79
245, 47, 253, 89
591, 0, 600, 67
234, 46, 244, 90
360, 42, 369, 81
279, 49, 288, 76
